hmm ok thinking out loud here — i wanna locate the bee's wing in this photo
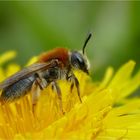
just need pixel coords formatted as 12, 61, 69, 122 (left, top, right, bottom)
0, 61, 57, 89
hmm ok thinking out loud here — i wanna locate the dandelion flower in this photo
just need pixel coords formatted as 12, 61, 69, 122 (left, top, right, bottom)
0, 51, 140, 140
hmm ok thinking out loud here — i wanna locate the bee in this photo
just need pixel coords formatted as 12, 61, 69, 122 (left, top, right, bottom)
0, 33, 92, 114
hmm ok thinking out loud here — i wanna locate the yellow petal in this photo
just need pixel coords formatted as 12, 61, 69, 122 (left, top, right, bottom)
26, 56, 38, 66
108, 60, 140, 102
98, 67, 114, 91
0, 51, 16, 66
0, 67, 5, 82
0, 51, 140, 140
5, 63, 21, 78
109, 60, 135, 87
98, 128, 140, 139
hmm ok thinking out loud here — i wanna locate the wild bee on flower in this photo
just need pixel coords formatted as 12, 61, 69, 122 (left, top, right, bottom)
0, 33, 92, 114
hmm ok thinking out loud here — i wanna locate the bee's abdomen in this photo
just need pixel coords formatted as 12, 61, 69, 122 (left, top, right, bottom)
0, 76, 35, 103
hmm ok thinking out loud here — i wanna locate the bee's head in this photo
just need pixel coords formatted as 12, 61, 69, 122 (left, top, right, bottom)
69, 33, 92, 74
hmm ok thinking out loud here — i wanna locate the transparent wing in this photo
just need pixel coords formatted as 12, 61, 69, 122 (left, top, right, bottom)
0, 61, 57, 89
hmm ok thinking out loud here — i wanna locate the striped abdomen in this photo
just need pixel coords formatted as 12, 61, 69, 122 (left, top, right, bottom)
0, 76, 36, 103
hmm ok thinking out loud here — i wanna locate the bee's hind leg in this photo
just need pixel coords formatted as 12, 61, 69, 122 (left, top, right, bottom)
31, 81, 41, 116
51, 81, 65, 115
31, 74, 48, 115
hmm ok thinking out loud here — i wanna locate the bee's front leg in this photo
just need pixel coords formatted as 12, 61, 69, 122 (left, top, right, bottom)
73, 75, 82, 103
67, 73, 82, 103
51, 81, 65, 115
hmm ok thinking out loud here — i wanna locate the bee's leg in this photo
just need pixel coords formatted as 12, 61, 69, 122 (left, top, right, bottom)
31, 80, 41, 115
66, 72, 74, 93
67, 76, 74, 93
51, 81, 65, 115
35, 73, 48, 89
67, 74, 82, 103
70, 74, 82, 103
70, 82, 74, 93
74, 76, 82, 103
31, 76, 49, 116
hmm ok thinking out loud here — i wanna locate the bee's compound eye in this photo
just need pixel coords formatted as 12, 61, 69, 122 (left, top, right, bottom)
71, 52, 85, 68
71, 51, 89, 74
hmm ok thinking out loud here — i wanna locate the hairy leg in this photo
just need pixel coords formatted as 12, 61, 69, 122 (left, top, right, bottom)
68, 74, 82, 103
52, 81, 65, 115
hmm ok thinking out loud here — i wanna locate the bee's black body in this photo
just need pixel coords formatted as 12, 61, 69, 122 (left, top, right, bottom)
0, 66, 60, 103
1, 76, 36, 102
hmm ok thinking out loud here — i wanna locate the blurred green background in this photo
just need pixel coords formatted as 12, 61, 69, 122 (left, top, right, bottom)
0, 1, 140, 80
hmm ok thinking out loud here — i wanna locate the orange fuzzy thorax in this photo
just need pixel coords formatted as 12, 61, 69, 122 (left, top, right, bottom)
38, 48, 69, 66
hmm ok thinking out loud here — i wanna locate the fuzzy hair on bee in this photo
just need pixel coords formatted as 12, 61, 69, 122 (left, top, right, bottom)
0, 33, 92, 114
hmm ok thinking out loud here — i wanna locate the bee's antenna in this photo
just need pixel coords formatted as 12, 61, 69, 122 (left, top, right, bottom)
82, 33, 92, 54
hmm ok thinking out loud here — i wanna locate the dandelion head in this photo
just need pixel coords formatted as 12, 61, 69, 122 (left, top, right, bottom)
0, 52, 140, 140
